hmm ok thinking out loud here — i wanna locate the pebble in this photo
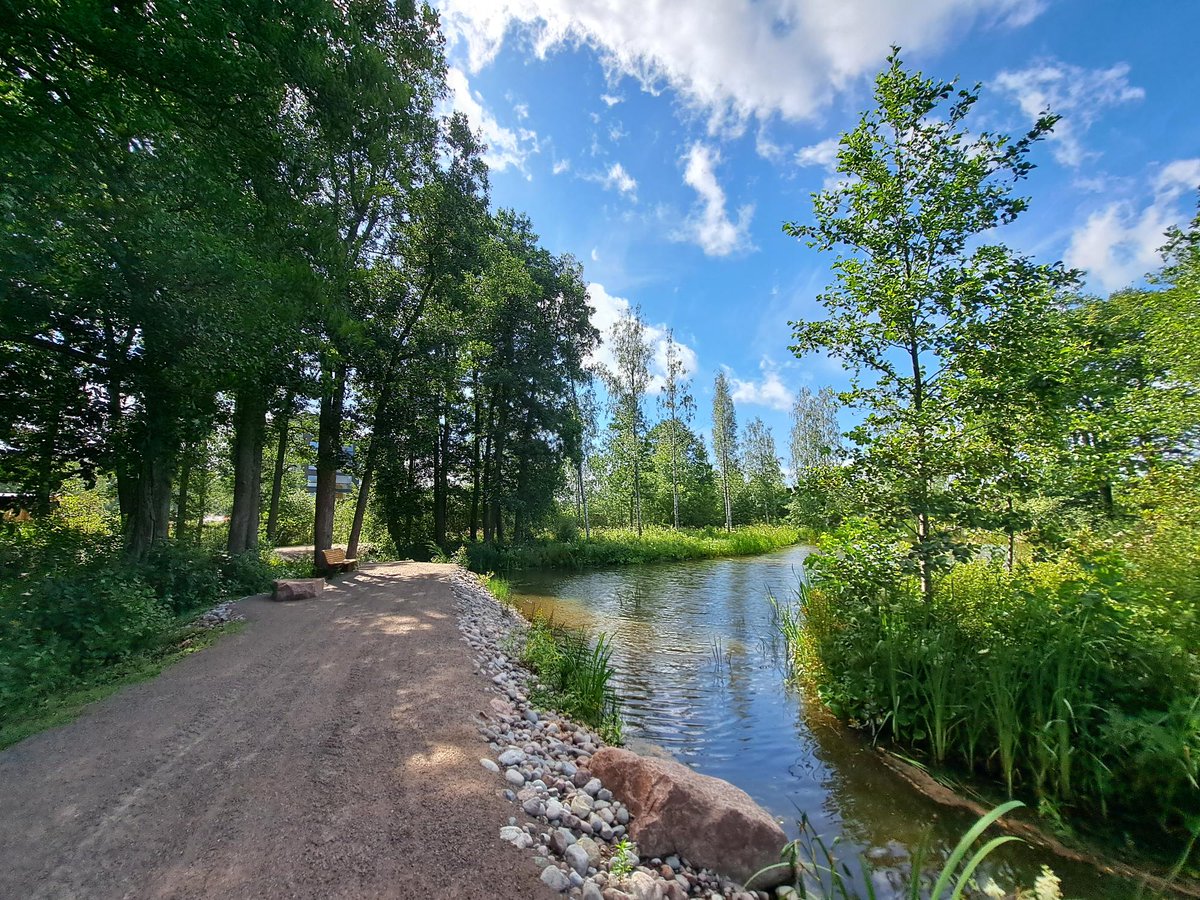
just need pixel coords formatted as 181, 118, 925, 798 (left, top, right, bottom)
540, 865, 572, 893
565, 843, 590, 876
498, 747, 525, 766
455, 568, 751, 900
549, 827, 576, 856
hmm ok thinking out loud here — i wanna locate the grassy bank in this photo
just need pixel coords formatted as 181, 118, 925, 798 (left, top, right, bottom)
0, 617, 243, 749
1, 500, 307, 744
778, 518, 1200, 872
477, 574, 623, 743
466, 524, 805, 573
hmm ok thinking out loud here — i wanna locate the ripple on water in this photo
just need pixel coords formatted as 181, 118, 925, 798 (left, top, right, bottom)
512, 546, 1136, 899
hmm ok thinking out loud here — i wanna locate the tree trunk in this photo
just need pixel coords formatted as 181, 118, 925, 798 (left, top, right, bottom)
193, 447, 208, 542
313, 362, 346, 571
480, 399, 495, 543
433, 407, 450, 546
670, 424, 680, 529
631, 419, 643, 537
33, 398, 62, 516
720, 453, 733, 532
346, 381, 395, 560
175, 448, 192, 539
125, 389, 176, 561
576, 460, 590, 540
265, 389, 293, 544
470, 375, 482, 542
228, 386, 267, 555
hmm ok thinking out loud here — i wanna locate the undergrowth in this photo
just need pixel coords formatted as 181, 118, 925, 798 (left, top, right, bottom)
464, 524, 802, 573
519, 617, 623, 744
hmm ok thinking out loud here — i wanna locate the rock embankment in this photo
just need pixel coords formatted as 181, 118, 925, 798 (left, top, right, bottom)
453, 571, 792, 900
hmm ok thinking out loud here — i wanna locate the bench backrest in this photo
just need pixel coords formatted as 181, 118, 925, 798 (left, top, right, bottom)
321, 548, 346, 566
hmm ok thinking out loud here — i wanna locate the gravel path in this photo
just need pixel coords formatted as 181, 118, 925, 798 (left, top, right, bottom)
0, 562, 557, 900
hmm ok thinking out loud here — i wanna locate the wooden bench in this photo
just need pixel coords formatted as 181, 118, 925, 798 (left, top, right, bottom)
320, 547, 357, 574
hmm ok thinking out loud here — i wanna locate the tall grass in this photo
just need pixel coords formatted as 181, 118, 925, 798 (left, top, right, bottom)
778, 520, 1200, 863
747, 801, 1048, 900
520, 617, 623, 743
467, 524, 802, 573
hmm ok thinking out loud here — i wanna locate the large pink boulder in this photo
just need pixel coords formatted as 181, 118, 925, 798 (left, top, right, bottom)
589, 747, 790, 888
271, 578, 324, 601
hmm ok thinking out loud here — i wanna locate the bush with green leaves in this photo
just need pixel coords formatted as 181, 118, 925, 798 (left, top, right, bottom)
783, 519, 1200, 858
465, 524, 801, 573
520, 617, 622, 743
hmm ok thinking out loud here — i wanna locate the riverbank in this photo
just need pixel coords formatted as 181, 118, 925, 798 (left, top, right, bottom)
454, 567, 776, 898
0, 562, 567, 898
465, 524, 806, 573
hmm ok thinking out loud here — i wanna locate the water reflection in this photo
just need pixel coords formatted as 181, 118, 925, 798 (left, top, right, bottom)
512, 546, 1132, 898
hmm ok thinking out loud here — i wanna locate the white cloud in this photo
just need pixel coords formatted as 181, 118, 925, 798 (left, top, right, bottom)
438, 0, 1043, 130
446, 67, 539, 174
755, 125, 787, 162
1065, 158, 1200, 291
676, 143, 754, 257
585, 282, 699, 392
794, 137, 840, 169
995, 60, 1143, 167
600, 93, 623, 106
590, 161, 638, 198
729, 358, 795, 411
552, 158, 571, 174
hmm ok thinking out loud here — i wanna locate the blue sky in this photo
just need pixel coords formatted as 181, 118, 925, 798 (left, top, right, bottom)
437, 0, 1200, 463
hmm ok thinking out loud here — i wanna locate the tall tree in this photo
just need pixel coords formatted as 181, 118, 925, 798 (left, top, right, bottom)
711, 372, 738, 532
604, 309, 653, 536
784, 47, 1070, 601
789, 386, 841, 481
741, 418, 786, 524
657, 332, 695, 528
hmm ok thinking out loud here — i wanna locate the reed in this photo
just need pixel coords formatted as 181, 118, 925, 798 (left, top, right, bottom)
775, 519, 1200, 860
519, 617, 623, 743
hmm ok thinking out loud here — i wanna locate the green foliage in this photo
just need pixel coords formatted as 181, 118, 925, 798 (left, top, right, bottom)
610, 837, 637, 878
0, 508, 295, 735
785, 48, 1073, 596
520, 618, 622, 743
268, 490, 317, 548
481, 573, 512, 605
784, 521, 1200, 854
465, 524, 801, 572
748, 802, 1040, 900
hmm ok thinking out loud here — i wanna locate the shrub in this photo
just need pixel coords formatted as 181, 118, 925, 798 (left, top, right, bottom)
520, 618, 622, 743
139, 542, 225, 614
783, 519, 1200, 855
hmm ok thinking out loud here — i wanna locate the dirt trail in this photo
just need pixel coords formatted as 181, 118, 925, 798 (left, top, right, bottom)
0, 562, 556, 899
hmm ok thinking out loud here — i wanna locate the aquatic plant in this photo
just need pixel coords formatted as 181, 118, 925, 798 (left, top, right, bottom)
464, 524, 802, 572
519, 617, 623, 743
777, 520, 1200, 862
747, 801, 1036, 900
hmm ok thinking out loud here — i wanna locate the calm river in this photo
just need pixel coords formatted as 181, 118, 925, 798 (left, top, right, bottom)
512, 544, 1131, 899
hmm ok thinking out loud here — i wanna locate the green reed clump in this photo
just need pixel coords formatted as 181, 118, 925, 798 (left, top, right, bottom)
779, 518, 1200, 861
520, 617, 623, 743
466, 524, 802, 572
480, 572, 512, 605
747, 801, 1054, 900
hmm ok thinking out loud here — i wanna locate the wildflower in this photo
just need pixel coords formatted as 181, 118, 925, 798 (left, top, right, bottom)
1033, 866, 1062, 900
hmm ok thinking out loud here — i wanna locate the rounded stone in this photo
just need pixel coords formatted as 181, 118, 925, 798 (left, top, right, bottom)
540, 865, 572, 893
